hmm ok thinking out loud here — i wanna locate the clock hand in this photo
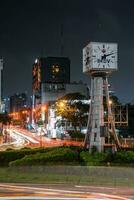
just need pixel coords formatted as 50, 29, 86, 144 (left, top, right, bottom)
101, 52, 115, 61
105, 52, 115, 57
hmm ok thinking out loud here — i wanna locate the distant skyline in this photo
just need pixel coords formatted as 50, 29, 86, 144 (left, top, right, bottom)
0, 0, 134, 103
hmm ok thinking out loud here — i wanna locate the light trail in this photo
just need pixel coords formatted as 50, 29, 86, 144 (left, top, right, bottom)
12, 129, 39, 144
0, 184, 131, 200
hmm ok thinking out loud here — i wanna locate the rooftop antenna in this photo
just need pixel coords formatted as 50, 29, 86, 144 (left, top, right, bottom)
60, 23, 64, 56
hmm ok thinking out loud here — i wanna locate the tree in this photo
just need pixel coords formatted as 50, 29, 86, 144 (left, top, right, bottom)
0, 113, 11, 125
55, 93, 89, 131
0, 113, 11, 137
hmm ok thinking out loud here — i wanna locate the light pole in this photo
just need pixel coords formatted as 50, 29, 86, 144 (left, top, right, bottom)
31, 94, 35, 127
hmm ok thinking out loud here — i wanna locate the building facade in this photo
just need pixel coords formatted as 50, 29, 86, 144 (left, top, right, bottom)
41, 82, 88, 104
31, 57, 89, 132
32, 57, 70, 105
32, 57, 88, 104
32, 57, 70, 91
10, 93, 28, 113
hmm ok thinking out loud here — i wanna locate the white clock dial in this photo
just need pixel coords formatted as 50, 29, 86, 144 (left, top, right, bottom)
83, 42, 118, 73
92, 43, 117, 70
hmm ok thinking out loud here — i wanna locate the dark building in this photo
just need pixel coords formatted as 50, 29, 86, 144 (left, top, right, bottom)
41, 57, 70, 84
10, 93, 27, 113
32, 57, 88, 106
32, 57, 70, 93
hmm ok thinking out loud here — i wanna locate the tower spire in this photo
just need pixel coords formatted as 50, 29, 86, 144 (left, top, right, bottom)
60, 23, 64, 56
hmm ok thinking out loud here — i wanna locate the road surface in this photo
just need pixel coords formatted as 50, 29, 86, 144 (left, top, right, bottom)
9, 127, 83, 148
0, 183, 133, 199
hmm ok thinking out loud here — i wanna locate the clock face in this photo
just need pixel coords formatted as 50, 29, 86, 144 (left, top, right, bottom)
83, 42, 118, 73
83, 44, 93, 73
92, 43, 117, 69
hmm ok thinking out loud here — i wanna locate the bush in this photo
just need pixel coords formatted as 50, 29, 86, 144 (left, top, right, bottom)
9, 148, 79, 166
110, 151, 134, 164
69, 131, 85, 139
0, 147, 55, 166
91, 146, 97, 155
80, 151, 108, 166
80, 150, 134, 166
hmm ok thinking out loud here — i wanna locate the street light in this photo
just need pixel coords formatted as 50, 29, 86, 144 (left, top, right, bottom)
109, 100, 112, 106
41, 105, 47, 122
59, 101, 65, 108
41, 105, 46, 112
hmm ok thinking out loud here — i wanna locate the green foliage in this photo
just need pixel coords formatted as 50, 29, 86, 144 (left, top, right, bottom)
37, 120, 44, 126
0, 113, 11, 125
69, 131, 85, 139
58, 92, 87, 101
55, 93, 89, 130
91, 146, 98, 155
107, 151, 134, 163
0, 147, 50, 166
80, 151, 108, 165
80, 150, 134, 166
1, 146, 134, 167
9, 148, 79, 166
5, 148, 14, 151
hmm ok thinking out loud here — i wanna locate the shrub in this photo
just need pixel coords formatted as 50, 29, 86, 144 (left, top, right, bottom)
111, 151, 134, 163
9, 148, 79, 166
0, 147, 56, 166
80, 150, 134, 165
70, 131, 85, 139
80, 151, 108, 165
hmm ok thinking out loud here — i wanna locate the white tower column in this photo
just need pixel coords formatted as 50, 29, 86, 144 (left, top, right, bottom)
88, 76, 105, 152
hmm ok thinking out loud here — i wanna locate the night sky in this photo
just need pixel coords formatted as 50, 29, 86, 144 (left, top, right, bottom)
1, 0, 134, 103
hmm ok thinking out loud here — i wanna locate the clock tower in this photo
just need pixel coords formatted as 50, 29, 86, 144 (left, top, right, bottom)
83, 42, 119, 152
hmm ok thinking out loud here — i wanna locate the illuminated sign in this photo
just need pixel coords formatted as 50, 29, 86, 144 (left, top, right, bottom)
32, 63, 41, 91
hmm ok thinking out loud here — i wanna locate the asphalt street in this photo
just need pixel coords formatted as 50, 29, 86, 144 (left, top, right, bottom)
0, 183, 133, 199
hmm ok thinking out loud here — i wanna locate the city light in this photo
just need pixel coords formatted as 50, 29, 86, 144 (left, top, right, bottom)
35, 58, 38, 64
41, 105, 47, 112
59, 101, 65, 108
109, 100, 112, 105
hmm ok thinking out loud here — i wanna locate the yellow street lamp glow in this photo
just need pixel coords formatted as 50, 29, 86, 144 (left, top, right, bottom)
109, 100, 112, 105
59, 101, 65, 108
33, 108, 36, 112
42, 105, 46, 112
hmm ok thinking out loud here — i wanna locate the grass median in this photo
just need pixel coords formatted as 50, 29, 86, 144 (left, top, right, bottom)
0, 166, 133, 187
